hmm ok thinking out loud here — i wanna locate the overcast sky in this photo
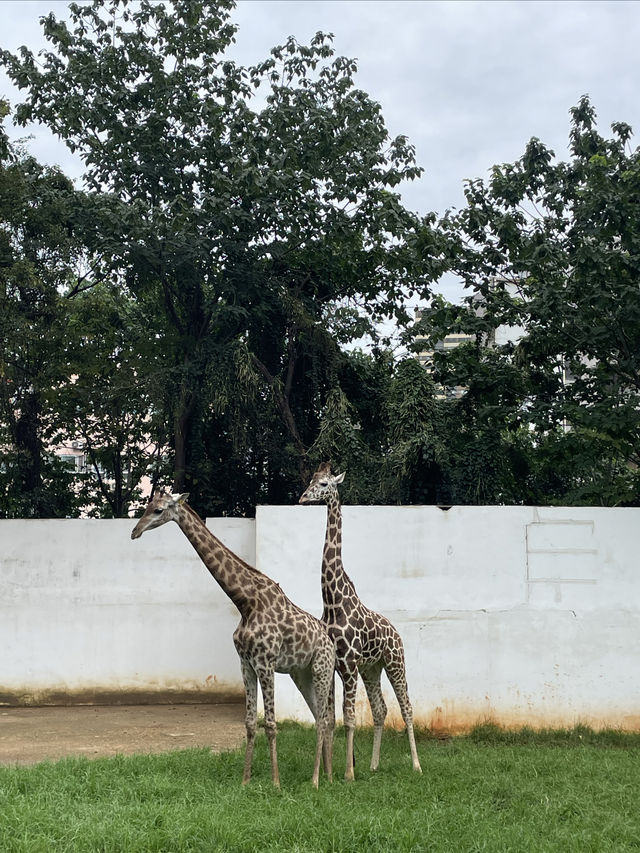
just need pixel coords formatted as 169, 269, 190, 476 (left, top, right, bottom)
2, 0, 640, 302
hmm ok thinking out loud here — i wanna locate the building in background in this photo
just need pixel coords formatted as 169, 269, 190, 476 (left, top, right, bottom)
413, 317, 474, 399
53, 440, 86, 475
413, 278, 526, 399
52, 439, 153, 516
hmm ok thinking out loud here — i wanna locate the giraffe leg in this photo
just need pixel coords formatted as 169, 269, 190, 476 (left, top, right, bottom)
290, 667, 318, 718
385, 656, 422, 774
240, 659, 258, 785
256, 664, 280, 788
360, 664, 387, 772
290, 659, 334, 786
339, 665, 359, 782
310, 644, 335, 787
323, 673, 335, 782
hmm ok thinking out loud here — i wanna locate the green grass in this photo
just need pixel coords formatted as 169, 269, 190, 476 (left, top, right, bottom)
1, 723, 640, 852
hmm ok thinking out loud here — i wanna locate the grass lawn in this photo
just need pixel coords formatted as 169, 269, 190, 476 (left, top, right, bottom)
1, 723, 639, 852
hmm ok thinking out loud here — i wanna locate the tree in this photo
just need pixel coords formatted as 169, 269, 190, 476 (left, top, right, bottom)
0, 108, 90, 517
51, 283, 170, 517
2, 0, 426, 509
414, 96, 640, 505
381, 357, 447, 504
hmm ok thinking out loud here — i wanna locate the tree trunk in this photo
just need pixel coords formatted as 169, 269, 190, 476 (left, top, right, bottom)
250, 354, 311, 485
173, 400, 195, 494
14, 392, 43, 514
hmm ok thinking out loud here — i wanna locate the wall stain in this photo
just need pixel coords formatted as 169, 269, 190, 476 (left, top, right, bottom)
351, 693, 640, 734
0, 683, 244, 708
3, 684, 640, 734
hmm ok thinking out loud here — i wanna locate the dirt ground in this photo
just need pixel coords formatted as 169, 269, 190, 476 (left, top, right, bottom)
0, 703, 246, 766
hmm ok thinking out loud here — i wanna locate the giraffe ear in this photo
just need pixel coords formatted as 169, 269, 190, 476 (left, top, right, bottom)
171, 492, 189, 505
335, 472, 345, 484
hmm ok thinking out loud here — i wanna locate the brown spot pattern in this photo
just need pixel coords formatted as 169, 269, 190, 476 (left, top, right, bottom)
131, 489, 336, 788
299, 463, 422, 777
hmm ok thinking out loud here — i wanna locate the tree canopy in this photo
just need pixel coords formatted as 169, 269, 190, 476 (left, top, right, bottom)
1, 0, 426, 515
412, 96, 640, 506
2, 2, 639, 514
0, 108, 86, 517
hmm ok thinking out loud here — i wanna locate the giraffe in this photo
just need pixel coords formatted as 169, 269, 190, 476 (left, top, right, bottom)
299, 462, 422, 780
131, 490, 335, 788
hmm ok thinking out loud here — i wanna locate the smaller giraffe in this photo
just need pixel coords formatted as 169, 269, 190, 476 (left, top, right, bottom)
131, 490, 335, 788
299, 463, 422, 779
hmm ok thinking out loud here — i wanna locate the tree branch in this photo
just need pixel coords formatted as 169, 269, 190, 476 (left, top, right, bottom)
250, 352, 310, 483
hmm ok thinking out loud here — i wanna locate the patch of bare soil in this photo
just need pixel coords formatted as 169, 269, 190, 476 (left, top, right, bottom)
0, 703, 246, 766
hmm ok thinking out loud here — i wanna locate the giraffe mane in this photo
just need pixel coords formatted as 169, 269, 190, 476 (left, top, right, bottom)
182, 500, 205, 525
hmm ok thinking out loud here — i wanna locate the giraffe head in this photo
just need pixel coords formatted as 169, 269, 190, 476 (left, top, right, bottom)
131, 490, 189, 539
299, 462, 345, 505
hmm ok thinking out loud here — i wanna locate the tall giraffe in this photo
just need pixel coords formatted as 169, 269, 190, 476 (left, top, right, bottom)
131, 490, 335, 788
299, 463, 422, 780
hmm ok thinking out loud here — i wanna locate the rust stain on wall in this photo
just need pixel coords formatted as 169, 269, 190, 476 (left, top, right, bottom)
406, 704, 640, 734
4, 683, 640, 734
353, 694, 640, 734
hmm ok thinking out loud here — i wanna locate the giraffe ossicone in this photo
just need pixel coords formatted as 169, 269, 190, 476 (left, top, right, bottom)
299, 462, 422, 780
131, 489, 335, 788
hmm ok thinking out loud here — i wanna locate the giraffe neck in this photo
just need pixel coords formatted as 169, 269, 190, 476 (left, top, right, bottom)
176, 503, 267, 615
322, 495, 357, 607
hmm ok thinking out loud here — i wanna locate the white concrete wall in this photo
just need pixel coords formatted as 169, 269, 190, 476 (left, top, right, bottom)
255, 505, 640, 731
1, 507, 639, 731
0, 517, 253, 704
